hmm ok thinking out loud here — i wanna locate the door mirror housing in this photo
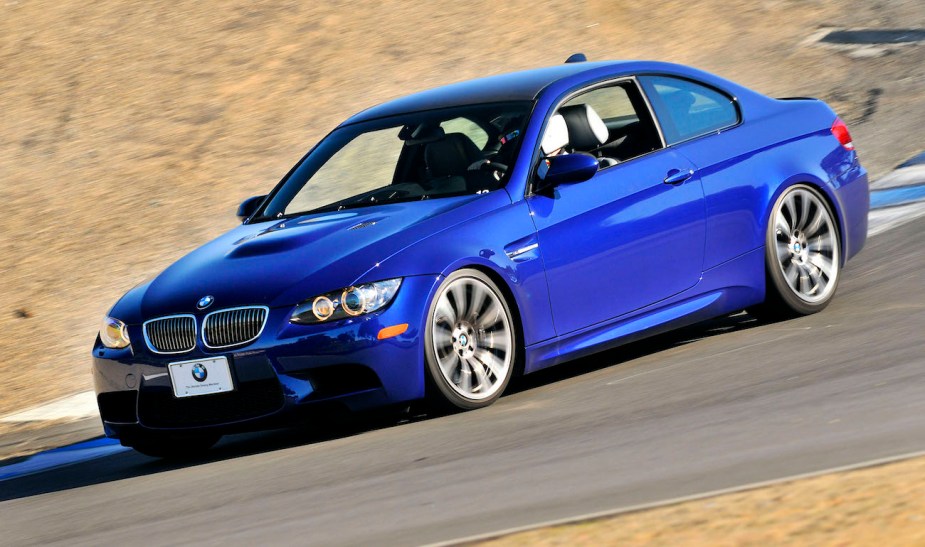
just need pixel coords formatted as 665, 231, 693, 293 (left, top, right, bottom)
237, 195, 266, 222
535, 153, 599, 192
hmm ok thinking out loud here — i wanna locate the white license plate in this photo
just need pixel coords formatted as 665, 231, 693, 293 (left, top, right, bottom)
168, 357, 234, 398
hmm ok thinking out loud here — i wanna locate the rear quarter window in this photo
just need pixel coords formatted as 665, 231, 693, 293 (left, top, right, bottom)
640, 75, 739, 144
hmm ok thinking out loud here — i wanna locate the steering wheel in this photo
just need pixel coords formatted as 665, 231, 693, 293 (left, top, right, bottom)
467, 159, 509, 177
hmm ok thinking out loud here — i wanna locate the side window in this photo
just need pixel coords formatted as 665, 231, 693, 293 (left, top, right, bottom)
640, 75, 739, 144
554, 82, 663, 163
565, 86, 636, 120
440, 117, 488, 149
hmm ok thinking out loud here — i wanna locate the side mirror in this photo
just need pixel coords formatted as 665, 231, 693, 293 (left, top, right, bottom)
237, 195, 266, 222
535, 153, 599, 191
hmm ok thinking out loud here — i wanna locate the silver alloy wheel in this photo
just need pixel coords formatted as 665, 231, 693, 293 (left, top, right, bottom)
773, 187, 840, 303
431, 276, 513, 401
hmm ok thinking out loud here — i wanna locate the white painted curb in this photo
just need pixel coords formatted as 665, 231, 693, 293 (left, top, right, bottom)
0, 391, 98, 423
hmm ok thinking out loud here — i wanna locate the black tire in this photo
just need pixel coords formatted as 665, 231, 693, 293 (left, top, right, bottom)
424, 269, 517, 411
122, 432, 221, 459
751, 184, 841, 319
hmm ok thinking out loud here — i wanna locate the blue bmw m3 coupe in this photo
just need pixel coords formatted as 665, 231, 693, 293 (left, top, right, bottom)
93, 57, 869, 457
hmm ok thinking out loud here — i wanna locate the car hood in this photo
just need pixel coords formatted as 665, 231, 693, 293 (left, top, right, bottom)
127, 193, 506, 320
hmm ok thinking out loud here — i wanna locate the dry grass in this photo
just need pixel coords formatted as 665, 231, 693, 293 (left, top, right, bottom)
479, 454, 925, 546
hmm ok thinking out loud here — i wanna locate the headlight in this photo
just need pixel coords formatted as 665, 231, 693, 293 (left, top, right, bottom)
100, 316, 131, 349
290, 278, 402, 324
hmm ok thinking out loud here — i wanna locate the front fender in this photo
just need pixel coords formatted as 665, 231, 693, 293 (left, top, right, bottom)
360, 200, 555, 346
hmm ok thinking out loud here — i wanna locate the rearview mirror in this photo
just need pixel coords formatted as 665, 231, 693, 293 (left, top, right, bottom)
237, 195, 266, 222
535, 153, 599, 191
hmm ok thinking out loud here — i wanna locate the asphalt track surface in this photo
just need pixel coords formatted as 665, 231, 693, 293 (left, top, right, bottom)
2, 215, 925, 546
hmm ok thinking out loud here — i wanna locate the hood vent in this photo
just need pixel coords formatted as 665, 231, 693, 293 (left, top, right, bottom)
348, 220, 377, 231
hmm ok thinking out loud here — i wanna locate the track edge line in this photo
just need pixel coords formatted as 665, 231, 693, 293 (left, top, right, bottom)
426, 448, 925, 547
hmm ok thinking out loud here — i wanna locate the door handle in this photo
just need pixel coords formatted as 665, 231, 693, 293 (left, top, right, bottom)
664, 168, 695, 185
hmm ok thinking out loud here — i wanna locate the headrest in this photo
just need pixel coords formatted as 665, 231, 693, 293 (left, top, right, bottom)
425, 133, 482, 178
559, 104, 609, 150
541, 114, 569, 155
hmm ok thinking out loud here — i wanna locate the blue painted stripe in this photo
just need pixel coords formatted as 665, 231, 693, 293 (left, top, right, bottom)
0, 437, 127, 481
870, 184, 925, 209
897, 150, 925, 169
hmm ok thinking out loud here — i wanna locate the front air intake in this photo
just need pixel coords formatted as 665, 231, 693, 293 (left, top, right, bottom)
202, 306, 269, 349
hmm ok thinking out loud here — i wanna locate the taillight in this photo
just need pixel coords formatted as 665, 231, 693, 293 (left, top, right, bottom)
831, 118, 855, 151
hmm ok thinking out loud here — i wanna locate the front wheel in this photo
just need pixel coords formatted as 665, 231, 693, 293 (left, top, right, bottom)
424, 269, 517, 410
754, 184, 841, 318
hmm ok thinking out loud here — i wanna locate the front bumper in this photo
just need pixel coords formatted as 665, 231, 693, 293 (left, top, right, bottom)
92, 275, 439, 438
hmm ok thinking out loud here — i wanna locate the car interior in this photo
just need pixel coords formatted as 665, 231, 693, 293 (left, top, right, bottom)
545, 81, 664, 168
344, 109, 531, 206
393, 125, 500, 196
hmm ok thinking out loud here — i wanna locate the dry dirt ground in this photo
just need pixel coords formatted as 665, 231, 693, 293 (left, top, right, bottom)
1, 0, 923, 407
481, 454, 925, 546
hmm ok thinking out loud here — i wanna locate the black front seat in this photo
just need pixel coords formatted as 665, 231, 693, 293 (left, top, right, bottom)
424, 133, 494, 193
559, 104, 618, 168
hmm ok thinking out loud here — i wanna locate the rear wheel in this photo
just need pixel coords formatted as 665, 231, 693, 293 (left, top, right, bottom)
424, 269, 516, 410
122, 432, 221, 459
753, 184, 841, 318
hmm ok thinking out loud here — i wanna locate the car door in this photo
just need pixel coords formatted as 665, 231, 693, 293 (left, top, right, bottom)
637, 75, 746, 270
527, 80, 706, 335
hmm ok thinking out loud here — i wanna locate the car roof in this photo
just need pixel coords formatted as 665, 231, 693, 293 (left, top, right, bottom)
341, 61, 641, 125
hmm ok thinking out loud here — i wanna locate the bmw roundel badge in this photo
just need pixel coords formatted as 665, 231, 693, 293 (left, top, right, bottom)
191, 364, 208, 382
197, 295, 214, 310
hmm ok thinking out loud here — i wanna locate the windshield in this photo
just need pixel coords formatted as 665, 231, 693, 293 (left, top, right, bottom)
259, 102, 532, 219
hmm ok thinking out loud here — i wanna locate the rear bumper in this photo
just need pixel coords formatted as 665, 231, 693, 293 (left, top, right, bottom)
830, 158, 870, 262
92, 275, 439, 439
